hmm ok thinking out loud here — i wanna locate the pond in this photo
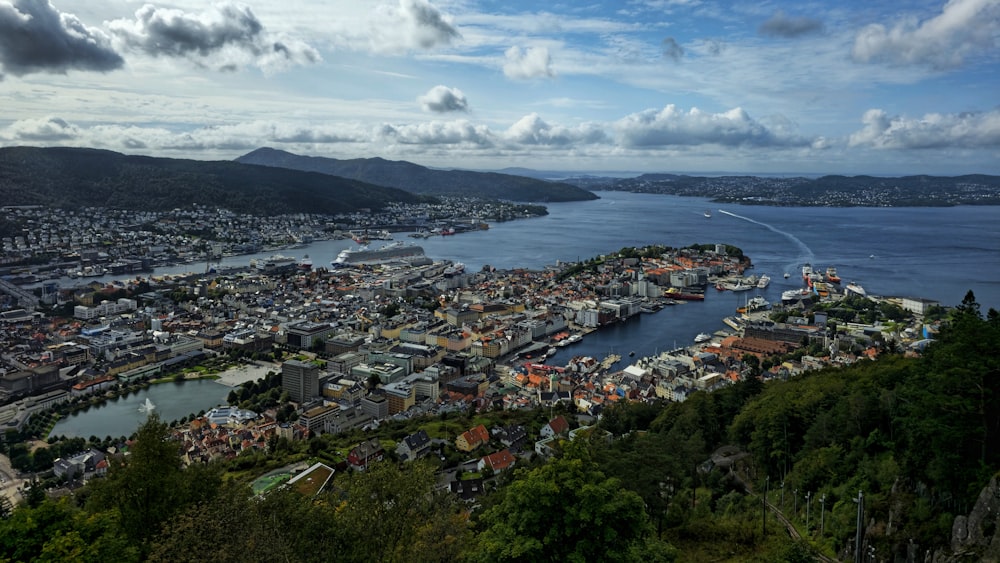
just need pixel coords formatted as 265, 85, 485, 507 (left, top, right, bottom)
49, 379, 231, 440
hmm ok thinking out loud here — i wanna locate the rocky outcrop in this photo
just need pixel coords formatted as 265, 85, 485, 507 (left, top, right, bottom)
933, 474, 1000, 562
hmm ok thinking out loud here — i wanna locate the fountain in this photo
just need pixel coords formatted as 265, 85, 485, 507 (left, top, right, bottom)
138, 397, 156, 413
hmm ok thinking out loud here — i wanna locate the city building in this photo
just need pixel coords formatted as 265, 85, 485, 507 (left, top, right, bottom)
282, 359, 320, 404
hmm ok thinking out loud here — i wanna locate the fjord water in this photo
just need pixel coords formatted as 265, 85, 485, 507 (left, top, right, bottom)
51, 192, 999, 437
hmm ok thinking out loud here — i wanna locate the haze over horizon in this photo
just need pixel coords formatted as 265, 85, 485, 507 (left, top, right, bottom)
2, 0, 999, 176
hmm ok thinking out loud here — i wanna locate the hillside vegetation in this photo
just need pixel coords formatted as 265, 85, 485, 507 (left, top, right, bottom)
1, 294, 997, 561
236, 147, 600, 203
0, 146, 431, 216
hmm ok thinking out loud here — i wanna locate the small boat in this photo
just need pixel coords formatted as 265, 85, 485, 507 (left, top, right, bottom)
869, 254, 876, 260
546, 347, 557, 357
783, 272, 790, 279
704, 210, 712, 218
694, 333, 711, 343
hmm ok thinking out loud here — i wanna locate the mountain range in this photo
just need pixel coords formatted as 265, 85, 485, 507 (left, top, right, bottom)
235, 147, 598, 203
0, 146, 430, 216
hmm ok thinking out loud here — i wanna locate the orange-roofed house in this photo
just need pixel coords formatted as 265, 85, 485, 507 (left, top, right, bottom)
478, 448, 517, 473
455, 424, 490, 452
540, 415, 569, 439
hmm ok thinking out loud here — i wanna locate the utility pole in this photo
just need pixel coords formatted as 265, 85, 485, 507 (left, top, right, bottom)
820, 494, 827, 536
762, 475, 769, 536
806, 491, 812, 531
854, 490, 865, 563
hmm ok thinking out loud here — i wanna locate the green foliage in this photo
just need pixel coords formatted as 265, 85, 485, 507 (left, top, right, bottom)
0, 498, 138, 563
473, 456, 673, 562
85, 414, 222, 552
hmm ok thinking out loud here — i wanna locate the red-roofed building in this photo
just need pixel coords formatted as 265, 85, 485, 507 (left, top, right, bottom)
540, 415, 569, 439
478, 448, 517, 473
455, 424, 490, 452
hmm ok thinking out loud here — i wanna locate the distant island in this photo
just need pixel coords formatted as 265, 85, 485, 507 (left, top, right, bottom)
566, 173, 1000, 207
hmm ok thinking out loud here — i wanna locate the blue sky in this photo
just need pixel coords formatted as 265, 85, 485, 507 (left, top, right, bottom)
1, 0, 999, 175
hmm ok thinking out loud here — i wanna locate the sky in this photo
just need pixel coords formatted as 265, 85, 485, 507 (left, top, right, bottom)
1, 0, 999, 176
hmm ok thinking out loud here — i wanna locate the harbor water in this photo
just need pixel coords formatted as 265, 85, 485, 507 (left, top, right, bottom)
43, 192, 1000, 436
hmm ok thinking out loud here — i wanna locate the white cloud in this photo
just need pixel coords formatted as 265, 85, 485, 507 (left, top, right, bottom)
616, 104, 810, 147
8, 116, 80, 140
849, 108, 1000, 149
418, 85, 468, 113
503, 113, 607, 146
503, 45, 554, 79
107, 2, 320, 72
369, 0, 459, 53
851, 0, 1000, 69
378, 120, 493, 146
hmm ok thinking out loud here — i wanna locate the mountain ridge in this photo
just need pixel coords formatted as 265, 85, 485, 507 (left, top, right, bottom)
0, 146, 430, 216
235, 147, 600, 203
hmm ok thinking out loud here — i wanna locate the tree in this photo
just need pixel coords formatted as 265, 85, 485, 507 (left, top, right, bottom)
333, 461, 470, 563
473, 457, 674, 562
86, 414, 220, 553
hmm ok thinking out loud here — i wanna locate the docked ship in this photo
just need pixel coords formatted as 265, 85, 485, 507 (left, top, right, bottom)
756, 274, 770, 289
665, 287, 706, 300
825, 266, 841, 283
782, 288, 813, 302
253, 255, 298, 273
694, 332, 711, 343
443, 262, 465, 277
737, 296, 770, 314
845, 282, 867, 297
802, 264, 823, 287
332, 242, 426, 267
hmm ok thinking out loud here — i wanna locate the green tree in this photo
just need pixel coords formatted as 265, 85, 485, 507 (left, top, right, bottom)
473, 457, 674, 562
86, 414, 221, 552
333, 461, 470, 562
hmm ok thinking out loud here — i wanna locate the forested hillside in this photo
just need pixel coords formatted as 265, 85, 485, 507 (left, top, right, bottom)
236, 147, 600, 203
0, 146, 431, 216
1, 294, 996, 562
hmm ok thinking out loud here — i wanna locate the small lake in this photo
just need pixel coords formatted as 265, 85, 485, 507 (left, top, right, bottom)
49, 379, 230, 440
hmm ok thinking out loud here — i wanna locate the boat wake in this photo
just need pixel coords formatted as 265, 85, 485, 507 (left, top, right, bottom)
717, 209, 814, 270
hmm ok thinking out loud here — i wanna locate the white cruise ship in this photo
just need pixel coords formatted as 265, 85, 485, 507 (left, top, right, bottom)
332, 241, 426, 267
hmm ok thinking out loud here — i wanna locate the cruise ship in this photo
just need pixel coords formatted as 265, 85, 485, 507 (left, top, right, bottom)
331, 242, 427, 267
